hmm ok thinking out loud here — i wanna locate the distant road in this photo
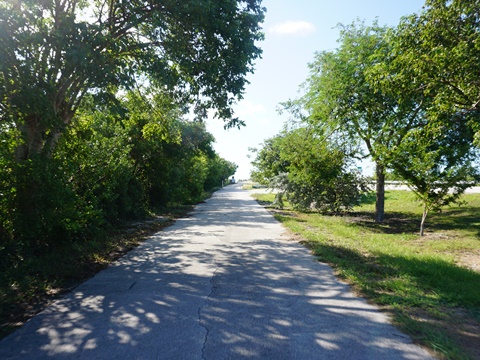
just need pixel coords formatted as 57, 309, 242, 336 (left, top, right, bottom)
244, 182, 480, 194
385, 184, 480, 193
0, 185, 434, 359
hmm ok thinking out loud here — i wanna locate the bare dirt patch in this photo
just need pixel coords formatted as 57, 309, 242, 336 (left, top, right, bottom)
456, 252, 480, 273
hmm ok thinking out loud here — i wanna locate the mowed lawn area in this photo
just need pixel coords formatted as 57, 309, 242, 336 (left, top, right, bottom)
251, 190, 480, 360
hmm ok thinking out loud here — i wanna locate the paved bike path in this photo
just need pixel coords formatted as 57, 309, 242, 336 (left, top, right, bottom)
0, 185, 434, 359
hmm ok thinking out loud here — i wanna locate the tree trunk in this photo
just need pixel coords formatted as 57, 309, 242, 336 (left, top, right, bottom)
14, 115, 44, 162
375, 163, 385, 223
420, 205, 428, 236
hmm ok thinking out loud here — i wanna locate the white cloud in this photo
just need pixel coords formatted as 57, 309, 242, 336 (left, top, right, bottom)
268, 21, 316, 37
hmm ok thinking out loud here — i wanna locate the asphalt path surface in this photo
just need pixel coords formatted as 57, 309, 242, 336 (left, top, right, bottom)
0, 185, 435, 359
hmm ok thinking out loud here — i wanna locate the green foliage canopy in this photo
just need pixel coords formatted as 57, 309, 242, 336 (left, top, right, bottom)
378, 0, 480, 138
0, 0, 265, 160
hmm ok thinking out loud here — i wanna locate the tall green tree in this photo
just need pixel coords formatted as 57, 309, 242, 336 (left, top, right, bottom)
368, 0, 480, 234
0, 0, 264, 160
300, 20, 425, 222
386, 0, 480, 138
0, 0, 264, 241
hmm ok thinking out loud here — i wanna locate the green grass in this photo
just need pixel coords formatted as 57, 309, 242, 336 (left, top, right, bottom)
252, 190, 480, 360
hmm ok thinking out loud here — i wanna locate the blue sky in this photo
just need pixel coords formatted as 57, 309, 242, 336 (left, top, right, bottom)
206, 0, 426, 179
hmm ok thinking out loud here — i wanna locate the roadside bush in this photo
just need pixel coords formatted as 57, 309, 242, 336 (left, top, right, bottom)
253, 127, 370, 213
0, 89, 237, 264
57, 109, 148, 225
204, 155, 238, 191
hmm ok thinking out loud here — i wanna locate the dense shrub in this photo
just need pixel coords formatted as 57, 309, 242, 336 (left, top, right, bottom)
252, 127, 370, 213
0, 91, 237, 262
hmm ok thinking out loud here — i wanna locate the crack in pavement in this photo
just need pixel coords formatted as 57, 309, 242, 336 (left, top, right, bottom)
199, 262, 220, 360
